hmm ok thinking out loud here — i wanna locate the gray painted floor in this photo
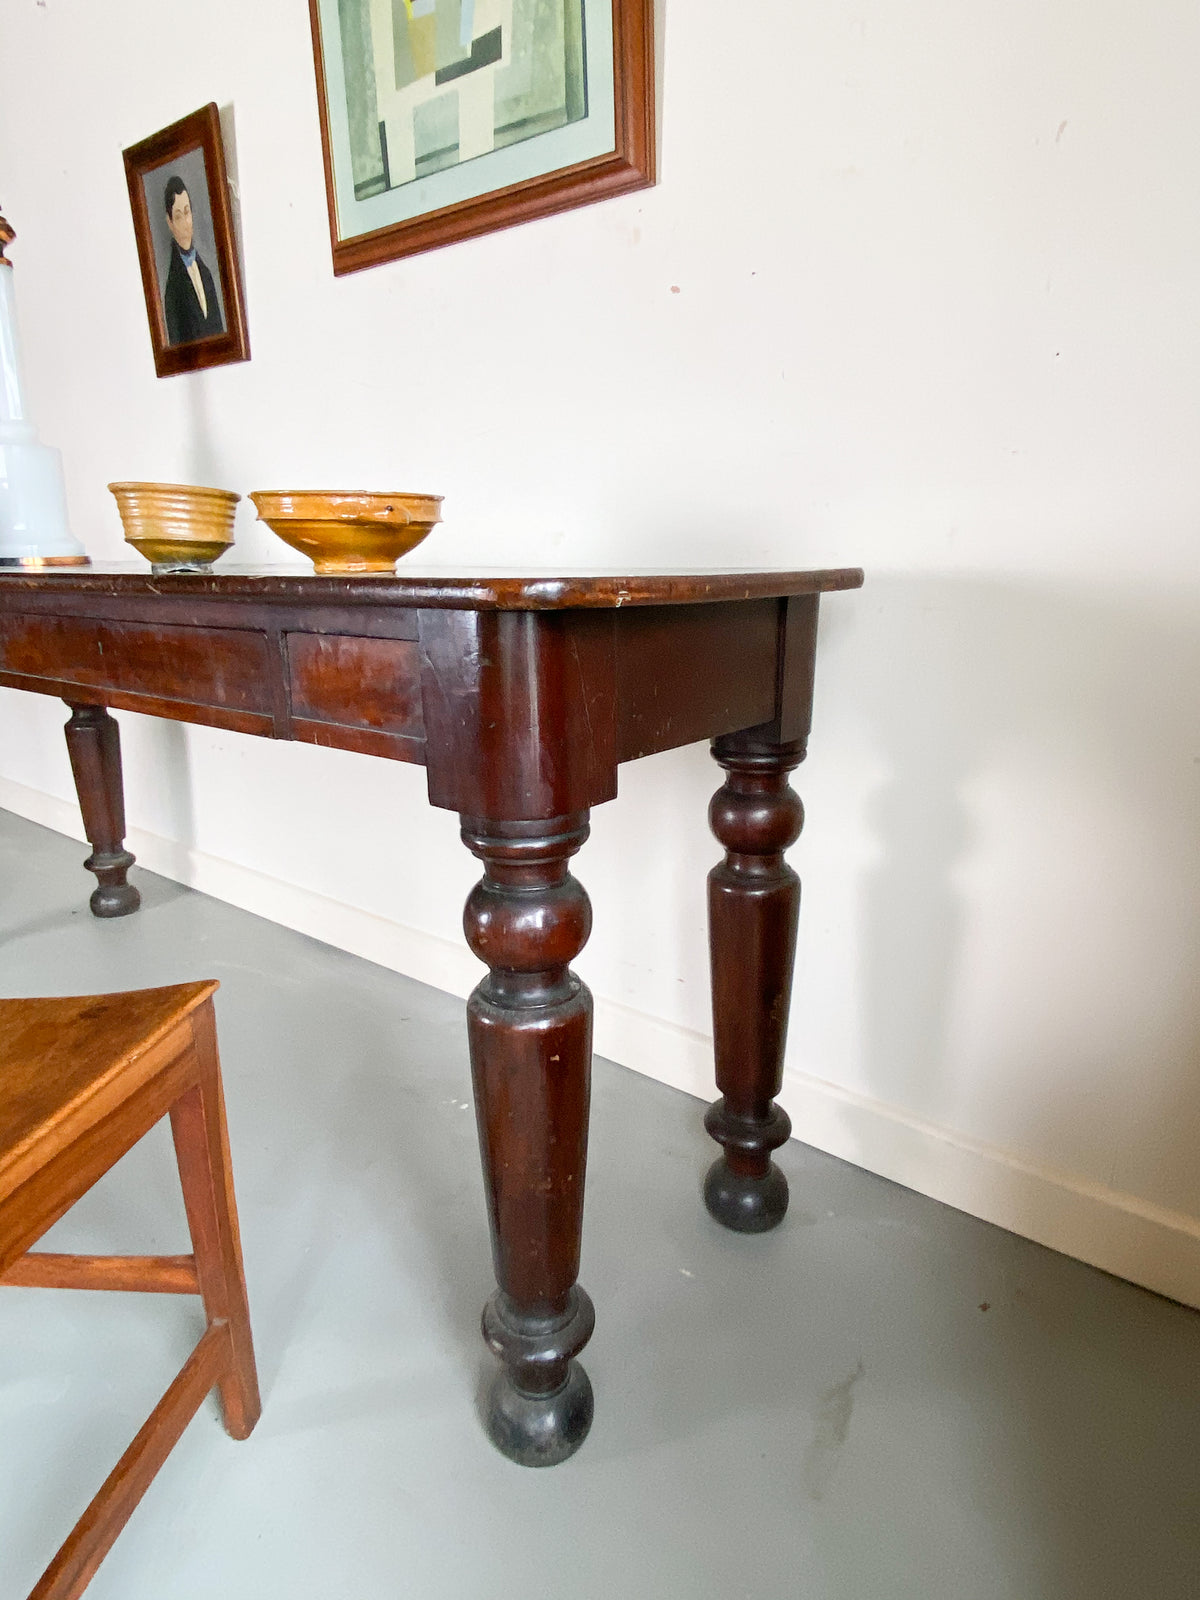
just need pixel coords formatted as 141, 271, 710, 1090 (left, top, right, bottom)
0, 807, 1198, 1600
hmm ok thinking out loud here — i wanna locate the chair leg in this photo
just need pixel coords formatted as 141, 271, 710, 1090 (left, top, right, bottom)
28, 1324, 229, 1600
168, 1001, 261, 1441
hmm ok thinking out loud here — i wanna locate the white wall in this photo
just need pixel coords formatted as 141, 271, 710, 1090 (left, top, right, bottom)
3, 0, 1200, 1303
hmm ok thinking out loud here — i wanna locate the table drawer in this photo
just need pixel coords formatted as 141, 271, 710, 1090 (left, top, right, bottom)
0, 612, 274, 714
286, 634, 423, 738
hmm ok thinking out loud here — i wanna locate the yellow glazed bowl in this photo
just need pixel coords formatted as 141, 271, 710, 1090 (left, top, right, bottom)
248, 489, 442, 574
108, 481, 239, 572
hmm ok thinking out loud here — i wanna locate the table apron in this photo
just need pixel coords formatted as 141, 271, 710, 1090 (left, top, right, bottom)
0, 592, 819, 780
0, 611, 428, 765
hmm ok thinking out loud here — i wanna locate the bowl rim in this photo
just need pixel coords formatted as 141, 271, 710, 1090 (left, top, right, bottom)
248, 489, 442, 504
108, 481, 241, 502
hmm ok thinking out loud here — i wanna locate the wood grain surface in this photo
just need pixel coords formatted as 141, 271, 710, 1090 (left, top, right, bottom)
0, 565, 864, 610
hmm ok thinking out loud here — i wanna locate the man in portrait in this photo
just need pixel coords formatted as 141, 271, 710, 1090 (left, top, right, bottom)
161, 175, 224, 345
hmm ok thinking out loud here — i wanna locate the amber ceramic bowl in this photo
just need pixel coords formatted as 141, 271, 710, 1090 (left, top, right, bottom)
108, 481, 239, 572
248, 489, 442, 574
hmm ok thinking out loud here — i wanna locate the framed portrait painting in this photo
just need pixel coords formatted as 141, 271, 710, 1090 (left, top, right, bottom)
122, 104, 250, 378
309, 0, 655, 274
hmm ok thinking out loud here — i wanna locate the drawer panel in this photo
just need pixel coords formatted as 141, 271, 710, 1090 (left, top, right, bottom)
0, 613, 273, 713
287, 633, 424, 738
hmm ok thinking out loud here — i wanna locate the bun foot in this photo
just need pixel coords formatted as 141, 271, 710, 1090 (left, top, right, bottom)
483, 1362, 594, 1468
85, 849, 140, 917
703, 1156, 789, 1233
89, 880, 141, 918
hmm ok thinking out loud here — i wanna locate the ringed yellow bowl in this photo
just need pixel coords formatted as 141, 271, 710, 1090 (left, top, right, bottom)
108, 481, 239, 572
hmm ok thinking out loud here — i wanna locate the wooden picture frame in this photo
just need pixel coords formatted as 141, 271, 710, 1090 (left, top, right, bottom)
308, 0, 655, 275
122, 104, 250, 379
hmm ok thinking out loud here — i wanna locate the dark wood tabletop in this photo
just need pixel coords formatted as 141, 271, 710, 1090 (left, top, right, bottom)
0, 563, 863, 608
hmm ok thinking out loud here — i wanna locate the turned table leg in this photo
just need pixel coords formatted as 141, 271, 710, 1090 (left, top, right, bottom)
63, 703, 141, 917
461, 811, 595, 1467
704, 731, 805, 1232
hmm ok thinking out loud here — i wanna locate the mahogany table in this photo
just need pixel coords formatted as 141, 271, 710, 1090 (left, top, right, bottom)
0, 564, 863, 1466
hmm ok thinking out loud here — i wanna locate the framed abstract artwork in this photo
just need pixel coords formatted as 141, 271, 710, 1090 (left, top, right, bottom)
308, 0, 655, 274
121, 104, 250, 379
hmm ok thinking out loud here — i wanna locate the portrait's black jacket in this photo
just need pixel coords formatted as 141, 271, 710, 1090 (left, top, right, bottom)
163, 246, 224, 345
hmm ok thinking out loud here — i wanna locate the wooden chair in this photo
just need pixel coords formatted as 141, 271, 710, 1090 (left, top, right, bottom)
0, 981, 261, 1600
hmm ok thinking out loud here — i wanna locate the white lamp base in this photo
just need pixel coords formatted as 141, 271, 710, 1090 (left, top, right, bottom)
0, 248, 89, 568
0, 435, 89, 566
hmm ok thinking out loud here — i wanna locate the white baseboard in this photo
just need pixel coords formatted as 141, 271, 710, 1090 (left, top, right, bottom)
5, 775, 1199, 1310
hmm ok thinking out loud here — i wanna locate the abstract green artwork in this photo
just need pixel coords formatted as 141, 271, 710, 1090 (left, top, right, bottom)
336, 0, 587, 197
310, 0, 653, 271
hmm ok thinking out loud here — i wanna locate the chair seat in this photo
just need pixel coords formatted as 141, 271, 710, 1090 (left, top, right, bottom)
0, 982, 216, 1203
0, 979, 260, 1599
